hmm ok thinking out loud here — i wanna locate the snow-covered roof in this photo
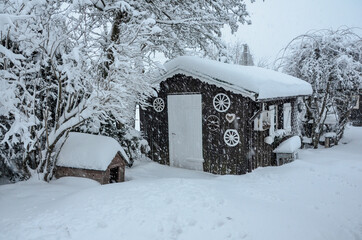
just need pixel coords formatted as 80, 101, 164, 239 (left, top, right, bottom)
159, 56, 312, 101
57, 132, 129, 171
273, 136, 301, 153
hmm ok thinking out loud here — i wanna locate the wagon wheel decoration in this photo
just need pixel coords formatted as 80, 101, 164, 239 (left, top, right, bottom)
207, 115, 220, 131
213, 93, 231, 112
224, 129, 240, 147
153, 98, 165, 112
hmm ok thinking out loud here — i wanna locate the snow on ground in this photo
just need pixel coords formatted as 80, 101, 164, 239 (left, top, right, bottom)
1, 127, 362, 240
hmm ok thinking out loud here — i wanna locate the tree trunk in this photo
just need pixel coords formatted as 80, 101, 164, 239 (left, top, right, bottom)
102, 10, 130, 79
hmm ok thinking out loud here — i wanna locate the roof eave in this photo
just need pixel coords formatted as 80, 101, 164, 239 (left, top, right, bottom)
55, 164, 106, 172
256, 94, 311, 102
156, 67, 257, 101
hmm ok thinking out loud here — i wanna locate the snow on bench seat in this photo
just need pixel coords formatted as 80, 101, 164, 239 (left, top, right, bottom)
324, 132, 337, 138
273, 136, 301, 154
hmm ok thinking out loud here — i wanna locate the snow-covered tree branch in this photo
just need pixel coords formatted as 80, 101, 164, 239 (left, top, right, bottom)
1, 0, 252, 181
279, 28, 361, 148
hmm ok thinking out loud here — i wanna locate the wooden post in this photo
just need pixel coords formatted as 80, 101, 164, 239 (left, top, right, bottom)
325, 137, 330, 148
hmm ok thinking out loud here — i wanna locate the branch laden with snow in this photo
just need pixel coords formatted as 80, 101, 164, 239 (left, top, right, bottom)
1, 0, 252, 181
280, 28, 361, 148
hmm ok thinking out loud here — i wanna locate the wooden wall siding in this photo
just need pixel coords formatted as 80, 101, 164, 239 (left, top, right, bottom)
250, 98, 298, 168
140, 87, 170, 166
251, 130, 273, 168
55, 167, 104, 184
141, 74, 253, 174
55, 153, 126, 184
140, 74, 299, 175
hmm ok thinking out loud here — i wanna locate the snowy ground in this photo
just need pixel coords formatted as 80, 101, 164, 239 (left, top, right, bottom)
1, 127, 362, 240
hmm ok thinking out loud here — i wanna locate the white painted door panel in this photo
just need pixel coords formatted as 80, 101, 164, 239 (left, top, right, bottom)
168, 94, 203, 171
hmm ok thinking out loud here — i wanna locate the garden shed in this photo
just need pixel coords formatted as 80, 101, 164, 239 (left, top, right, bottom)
55, 132, 129, 184
140, 56, 312, 175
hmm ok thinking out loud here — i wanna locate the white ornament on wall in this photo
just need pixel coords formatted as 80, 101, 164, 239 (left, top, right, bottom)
213, 93, 231, 112
225, 113, 236, 123
207, 115, 220, 131
224, 129, 240, 147
153, 98, 165, 112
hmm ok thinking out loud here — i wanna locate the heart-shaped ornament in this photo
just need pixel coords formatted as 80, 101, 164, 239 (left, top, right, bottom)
226, 113, 236, 123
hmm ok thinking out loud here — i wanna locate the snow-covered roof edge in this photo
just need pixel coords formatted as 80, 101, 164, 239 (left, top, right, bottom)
161, 67, 257, 100
154, 56, 312, 101
117, 147, 130, 164
57, 132, 130, 171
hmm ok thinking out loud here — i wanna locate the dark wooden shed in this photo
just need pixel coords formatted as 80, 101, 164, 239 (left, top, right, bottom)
140, 56, 312, 175
55, 132, 129, 184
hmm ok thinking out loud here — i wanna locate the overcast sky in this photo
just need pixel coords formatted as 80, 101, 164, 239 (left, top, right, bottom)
222, 0, 362, 65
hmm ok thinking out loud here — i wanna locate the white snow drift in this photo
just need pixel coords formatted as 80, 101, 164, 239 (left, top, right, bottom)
0, 126, 361, 240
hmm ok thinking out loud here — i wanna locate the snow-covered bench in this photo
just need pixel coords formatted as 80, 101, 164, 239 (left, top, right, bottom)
273, 136, 301, 166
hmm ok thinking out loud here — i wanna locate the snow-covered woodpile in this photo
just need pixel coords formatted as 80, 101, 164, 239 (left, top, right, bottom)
140, 56, 312, 174
55, 133, 129, 184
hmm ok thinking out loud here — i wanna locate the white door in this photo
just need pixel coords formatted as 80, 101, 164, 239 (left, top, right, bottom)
168, 94, 203, 171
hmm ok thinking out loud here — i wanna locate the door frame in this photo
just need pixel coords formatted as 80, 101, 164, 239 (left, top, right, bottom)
167, 93, 204, 171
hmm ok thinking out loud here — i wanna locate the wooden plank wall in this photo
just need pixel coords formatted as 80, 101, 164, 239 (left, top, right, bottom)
140, 74, 299, 175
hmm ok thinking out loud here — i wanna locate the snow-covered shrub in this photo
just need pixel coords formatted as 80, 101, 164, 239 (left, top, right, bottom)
119, 129, 150, 165
94, 117, 150, 166
280, 28, 362, 148
0, 1, 155, 181
1, 0, 252, 181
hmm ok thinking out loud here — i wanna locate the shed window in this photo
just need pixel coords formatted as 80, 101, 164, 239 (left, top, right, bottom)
254, 104, 269, 131
254, 104, 277, 132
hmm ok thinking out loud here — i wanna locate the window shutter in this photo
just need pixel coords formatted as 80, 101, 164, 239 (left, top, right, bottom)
254, 117, 260, 131
283, 103, 292, 132
269, 105, 275, 136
